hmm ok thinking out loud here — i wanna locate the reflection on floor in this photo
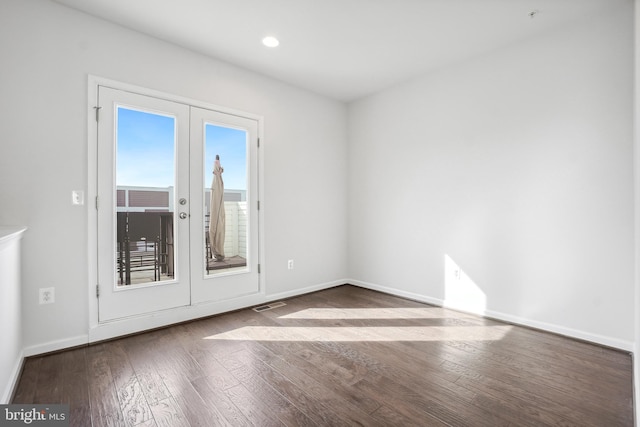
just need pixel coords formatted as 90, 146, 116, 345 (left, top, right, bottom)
207, 255, 247, 272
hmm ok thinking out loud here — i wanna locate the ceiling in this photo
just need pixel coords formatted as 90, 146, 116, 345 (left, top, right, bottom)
52, 0, 619, 102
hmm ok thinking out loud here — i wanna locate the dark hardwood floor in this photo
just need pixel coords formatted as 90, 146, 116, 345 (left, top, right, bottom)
12, 285, 633, 426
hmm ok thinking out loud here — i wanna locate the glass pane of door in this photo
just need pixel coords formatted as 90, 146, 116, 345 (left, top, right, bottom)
97, 86, 190, 323
189, 106, 260, 304
203, 124, 248, 275
115, 107, 176, 287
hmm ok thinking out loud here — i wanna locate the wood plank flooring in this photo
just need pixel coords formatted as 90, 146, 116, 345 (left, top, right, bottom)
12, 285, 633, 426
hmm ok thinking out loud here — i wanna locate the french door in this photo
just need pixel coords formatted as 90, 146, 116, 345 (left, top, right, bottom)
96, 86, 260, 322
189, 107, 260, 304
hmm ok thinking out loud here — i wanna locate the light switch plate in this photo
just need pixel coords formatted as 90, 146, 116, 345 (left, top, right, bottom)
72, 190, 84, 205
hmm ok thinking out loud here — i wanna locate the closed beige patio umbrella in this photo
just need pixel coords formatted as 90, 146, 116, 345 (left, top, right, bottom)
209, 155, 225, 261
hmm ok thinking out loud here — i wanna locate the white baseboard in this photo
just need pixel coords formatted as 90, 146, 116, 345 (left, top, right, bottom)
26, 278, 628, 358
349, 280, 444, 307
1, 351, 24, 404
481, 306, 634, 352
262, 279, 346, 302
23, 335, 89, 358
21, 280, 344, 356
87, 279, 345, 345
348, 279, 634, 352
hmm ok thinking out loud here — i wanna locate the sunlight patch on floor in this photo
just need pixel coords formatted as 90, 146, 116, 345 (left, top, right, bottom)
203, 325, 513, 342
278, 307, 454, 320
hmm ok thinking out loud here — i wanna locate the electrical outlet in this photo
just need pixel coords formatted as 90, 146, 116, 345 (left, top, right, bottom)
287, 259, 294, 270
39, 287, 55, 304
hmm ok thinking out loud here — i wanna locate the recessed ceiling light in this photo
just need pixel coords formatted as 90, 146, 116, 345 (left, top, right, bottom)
262, 36, 279, 48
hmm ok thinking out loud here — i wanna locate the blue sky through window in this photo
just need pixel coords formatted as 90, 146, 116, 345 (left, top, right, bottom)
205, 124, 247, 191
116, 107, 175, 187
116, 107, 247, 190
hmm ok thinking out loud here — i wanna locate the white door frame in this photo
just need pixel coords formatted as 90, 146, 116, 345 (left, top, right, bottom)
87, 75, 266, 342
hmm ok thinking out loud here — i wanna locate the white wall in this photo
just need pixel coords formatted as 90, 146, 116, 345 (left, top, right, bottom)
348, 4, 634, 348
0, 0, 347, 351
